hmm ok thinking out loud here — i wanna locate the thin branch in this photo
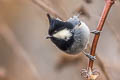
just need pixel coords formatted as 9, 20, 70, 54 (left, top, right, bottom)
88, 0, 115, 69
86, 0, 115, 79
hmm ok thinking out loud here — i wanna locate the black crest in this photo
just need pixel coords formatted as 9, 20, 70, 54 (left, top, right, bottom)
46, 13, 75, 51
47, 13, 74, 35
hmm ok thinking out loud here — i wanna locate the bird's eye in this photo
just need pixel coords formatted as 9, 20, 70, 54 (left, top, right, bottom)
64, 37, 67, 41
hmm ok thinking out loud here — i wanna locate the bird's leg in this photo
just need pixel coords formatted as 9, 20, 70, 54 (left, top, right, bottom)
91, 30, 101, 35
82, 50, 96, 60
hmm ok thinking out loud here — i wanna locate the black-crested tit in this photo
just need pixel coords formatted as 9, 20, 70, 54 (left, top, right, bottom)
46, 14, 97, 60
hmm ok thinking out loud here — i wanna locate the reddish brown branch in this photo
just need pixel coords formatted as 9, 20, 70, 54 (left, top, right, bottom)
81, 0, 115, 79
84, 0, 115, 78
88, 0, 115, 69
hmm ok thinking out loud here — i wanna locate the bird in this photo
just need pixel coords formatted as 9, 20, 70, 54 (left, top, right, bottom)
46, 13, 99, 60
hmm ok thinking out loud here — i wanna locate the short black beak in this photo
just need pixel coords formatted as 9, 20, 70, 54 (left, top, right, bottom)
46, 35, 53, 39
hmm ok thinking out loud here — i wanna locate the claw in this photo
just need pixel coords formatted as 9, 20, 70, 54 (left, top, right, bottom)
91, 30, 101, 35
87, 54, 96, 60
82, 50, 96, 60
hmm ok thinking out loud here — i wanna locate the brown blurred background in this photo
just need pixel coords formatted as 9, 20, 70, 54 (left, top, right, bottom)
0, 0, 120, 80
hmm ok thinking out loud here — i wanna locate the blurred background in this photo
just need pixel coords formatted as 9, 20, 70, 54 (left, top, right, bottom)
0, 0, 120, 80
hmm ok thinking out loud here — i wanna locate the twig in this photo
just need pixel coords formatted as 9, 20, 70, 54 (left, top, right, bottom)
88, 0, 115, 69
86, 0, 115, 79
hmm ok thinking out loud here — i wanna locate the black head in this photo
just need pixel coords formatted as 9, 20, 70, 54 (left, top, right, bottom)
47, 13, 74, 36
46, 13, 75, 51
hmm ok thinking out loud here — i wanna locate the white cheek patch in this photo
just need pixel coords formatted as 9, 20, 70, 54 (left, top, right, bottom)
53, 28, 72, 40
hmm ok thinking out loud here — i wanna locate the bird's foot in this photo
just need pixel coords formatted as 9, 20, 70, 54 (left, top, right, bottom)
85, 53, 96, 60
91, 30, 101, 35
82, 51, 96, 60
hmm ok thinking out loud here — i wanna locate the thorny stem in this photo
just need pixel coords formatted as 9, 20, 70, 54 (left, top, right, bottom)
88, 0, 115, 77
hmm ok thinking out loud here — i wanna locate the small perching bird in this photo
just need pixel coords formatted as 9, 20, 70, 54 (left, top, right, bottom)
46, 13, 98, 60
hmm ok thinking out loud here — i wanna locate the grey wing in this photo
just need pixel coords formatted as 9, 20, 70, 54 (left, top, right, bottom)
67, 15, 81, 26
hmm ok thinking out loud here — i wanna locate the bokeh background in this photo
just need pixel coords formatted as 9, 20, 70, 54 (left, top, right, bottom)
0, 0, 120, 80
